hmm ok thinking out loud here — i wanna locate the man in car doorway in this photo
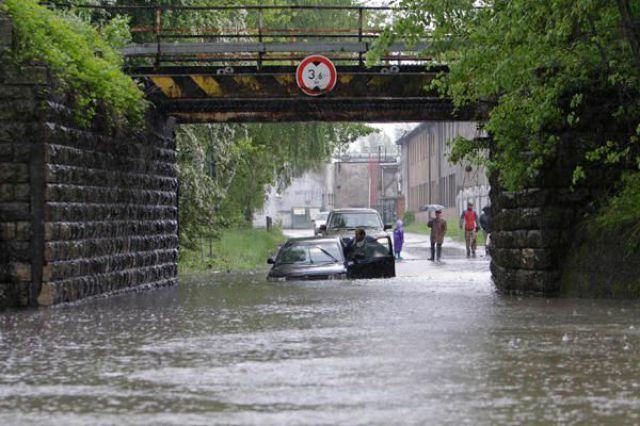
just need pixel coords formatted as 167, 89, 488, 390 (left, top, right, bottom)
428, 210, 447, 262
460, 200, 479, 258
345, 228, 375, 260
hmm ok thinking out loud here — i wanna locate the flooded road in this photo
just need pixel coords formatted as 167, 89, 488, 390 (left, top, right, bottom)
1, 233, 639, 425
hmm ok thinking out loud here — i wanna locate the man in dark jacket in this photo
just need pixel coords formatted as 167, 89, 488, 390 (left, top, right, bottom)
479, 206, 491, 233
479, 205, 492, 256
344, 228, 375, 260
428, 210, 447, 262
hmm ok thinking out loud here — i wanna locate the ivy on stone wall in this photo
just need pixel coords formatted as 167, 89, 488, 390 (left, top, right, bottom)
2, 0, 145, 127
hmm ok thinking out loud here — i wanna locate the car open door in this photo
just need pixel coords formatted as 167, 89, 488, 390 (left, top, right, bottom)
346, 236, 396, 279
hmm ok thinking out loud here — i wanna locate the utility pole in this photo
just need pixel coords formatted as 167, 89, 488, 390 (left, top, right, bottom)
428, 131, 432, 204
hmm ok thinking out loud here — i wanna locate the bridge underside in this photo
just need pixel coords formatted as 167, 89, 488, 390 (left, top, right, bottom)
130, 65, 480, 123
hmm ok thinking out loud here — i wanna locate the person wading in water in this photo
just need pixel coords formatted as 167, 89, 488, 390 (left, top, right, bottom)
460, 201, 479, 258
393, 219, 404, 260
427, 210, 447, 262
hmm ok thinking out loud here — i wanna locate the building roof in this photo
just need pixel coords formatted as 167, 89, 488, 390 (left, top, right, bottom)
330, 208, 380, 213
284, 236, 342, 245
395, 123, 430, 146
334, 153, 398, 163
395, 122, 487, 146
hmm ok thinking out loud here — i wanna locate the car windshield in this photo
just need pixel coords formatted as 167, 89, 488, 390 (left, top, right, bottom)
328, 212, 383, 229
277, 242, 343, 264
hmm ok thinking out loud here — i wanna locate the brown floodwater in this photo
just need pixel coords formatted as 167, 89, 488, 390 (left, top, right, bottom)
1, 241, 639, 425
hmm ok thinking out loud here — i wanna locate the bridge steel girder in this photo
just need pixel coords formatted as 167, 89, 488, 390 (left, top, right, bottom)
129, 66, 482, 123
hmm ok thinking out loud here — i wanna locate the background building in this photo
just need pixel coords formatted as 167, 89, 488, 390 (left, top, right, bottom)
396, 122, 489, 222
254, 151, 402, 228
253, 166, 331, 229
333, 152, 400, 224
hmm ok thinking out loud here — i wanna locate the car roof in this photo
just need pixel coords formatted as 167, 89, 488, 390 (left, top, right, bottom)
329, 208, 380, 214
284, 236, 342, 245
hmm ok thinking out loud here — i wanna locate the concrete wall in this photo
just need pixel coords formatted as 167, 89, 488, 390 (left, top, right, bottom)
380, 163, 399, 199
334, 162, 370, 208
0, 18, 178, 309
255, 159, 401, 227
254, 168, 327, 228
324, 162, 335, 211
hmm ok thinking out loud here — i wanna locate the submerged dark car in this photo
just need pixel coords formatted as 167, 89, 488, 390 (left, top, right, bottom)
267, 236, 395, 281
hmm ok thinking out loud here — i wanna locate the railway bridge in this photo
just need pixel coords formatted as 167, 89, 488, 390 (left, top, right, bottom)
113, 4, 477, 123
0, 3, 578, 308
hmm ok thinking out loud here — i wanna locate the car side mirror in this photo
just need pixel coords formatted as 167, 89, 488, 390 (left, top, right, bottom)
319, 225, 327, 232
267, 257, 275, 264
384, 224, 392, 231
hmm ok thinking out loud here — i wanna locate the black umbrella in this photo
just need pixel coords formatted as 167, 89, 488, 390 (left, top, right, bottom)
420, 204, 445, 212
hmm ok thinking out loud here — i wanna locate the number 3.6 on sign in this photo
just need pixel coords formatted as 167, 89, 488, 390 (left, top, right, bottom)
296, 55, 337, 97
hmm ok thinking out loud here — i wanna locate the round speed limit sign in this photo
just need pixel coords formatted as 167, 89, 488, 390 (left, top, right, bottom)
296, 55, 337, 96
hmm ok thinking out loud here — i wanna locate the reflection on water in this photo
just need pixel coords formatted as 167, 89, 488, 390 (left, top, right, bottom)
1, 260, 639, 425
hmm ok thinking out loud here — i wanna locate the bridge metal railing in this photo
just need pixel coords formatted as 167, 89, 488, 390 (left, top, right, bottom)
42, 2, 431, 68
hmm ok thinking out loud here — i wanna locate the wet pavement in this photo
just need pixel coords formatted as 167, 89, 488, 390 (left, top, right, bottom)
1, 231, 639, 425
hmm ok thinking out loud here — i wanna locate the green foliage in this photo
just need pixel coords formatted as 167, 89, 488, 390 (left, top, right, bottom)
179, 227, 286, 271
403, 222, 427, 235
177, 122, 374, 250
561, 188, 640, 298
100, 14, 133, 50
219, 123, 372, 224
2, 0, 145, 127
99, 0, 375, 47
373, 0, 640, 190
594, 173, 640, 243
571, 165, 586, 187
177, 124, 246, 249
402, 210, 416, 226
447, 136, 488, 171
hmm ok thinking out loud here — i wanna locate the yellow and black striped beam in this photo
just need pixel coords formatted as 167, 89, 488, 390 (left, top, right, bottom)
127, 65, 485, 123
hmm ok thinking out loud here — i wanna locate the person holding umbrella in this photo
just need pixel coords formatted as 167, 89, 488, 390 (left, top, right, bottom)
427, 209, 447, 262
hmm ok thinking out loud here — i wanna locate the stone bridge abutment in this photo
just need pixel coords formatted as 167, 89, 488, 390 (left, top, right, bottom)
489, 137, 622, 296
0, 16, 179, 309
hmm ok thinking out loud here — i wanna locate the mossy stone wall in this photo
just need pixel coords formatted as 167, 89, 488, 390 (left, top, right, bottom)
489, 137, 624, 296
560, 227, 640, 298
0, 16, 178, 309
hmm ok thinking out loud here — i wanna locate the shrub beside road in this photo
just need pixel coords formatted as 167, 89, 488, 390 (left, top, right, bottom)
179, 228, 286, 272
